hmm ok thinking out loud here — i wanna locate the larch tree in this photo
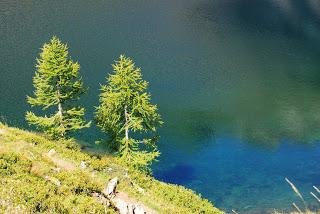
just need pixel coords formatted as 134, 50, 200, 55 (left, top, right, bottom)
95, 55, 163, 171
26, 36, 90, 139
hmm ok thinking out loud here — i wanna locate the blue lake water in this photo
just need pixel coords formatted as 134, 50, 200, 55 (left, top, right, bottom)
1, 0, 320, 212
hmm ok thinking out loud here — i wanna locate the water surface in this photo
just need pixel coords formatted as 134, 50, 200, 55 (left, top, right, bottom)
1, 0, 320, 212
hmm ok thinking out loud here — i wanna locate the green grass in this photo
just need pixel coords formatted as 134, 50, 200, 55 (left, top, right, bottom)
0, 123, 223, 213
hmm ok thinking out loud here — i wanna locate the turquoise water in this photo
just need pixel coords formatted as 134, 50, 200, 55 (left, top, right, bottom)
1, 0, 320, 212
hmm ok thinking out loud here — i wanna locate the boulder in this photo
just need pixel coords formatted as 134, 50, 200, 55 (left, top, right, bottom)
103, 177, 118, 197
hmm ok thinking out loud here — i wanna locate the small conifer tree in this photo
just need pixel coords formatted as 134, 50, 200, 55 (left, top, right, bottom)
95, 55, 163, 171
26, 36, 90, 138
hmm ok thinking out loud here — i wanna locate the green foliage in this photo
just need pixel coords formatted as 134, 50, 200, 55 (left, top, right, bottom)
95, 55, 163, 171
0, 153, 109, 213
0, 123, 223, 214
129, 171, 224, 214
89, 156, 111, 171
26, 36, 90, 139
0, 152, 32, 175
55, 170, 103, 195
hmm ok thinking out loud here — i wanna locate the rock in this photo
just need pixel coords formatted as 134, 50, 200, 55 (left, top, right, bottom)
134, 205, 146, 214
0, 129, 6, 135
48, 149, 56, 156
128, 203, 135, 214
103, 177, 118, 197
113, 198, 137, 214
107, 167, 113, 172
114, 198, 129, 214
112, 198, 146, 214
52, 167, 61, 173
91, 192, 100, 197
137, 187, 145, 194
80, 161, 87, 169
124, 172, 129, 178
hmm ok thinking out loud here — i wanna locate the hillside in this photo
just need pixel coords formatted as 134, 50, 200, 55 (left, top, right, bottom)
0, 123, 223, 214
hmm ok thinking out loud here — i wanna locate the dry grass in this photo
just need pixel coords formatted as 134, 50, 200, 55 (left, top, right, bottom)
273, 178, 320, 214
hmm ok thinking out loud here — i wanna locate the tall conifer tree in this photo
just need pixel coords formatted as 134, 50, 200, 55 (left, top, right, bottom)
95, 55, 163, 170
26, 36, 90, 138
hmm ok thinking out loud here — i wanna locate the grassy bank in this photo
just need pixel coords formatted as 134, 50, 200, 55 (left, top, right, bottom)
0, 123, 223, 213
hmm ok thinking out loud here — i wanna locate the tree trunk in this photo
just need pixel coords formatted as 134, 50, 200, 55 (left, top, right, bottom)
124, 105, 129, 142
58, 102, 63, 117
57, 85, 64, 137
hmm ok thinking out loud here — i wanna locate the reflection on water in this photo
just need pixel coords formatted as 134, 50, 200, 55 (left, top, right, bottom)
170, 0, 320, 144
1, 0, 320, 212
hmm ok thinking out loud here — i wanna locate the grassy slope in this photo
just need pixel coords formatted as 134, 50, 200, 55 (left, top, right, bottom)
0, 123, 223, 214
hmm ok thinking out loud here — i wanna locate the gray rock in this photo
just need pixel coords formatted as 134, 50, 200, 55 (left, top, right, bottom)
128, 203, 135, 214
134, 205, 146, 214
114, 198, 129, 214
103, 177, 118, 197
80, 161, 87, 169
112, 198, 147, 214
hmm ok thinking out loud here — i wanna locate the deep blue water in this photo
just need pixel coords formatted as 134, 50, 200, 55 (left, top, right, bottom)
1, 0, 320, 213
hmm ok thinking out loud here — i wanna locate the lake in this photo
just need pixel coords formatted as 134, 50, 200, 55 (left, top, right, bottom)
1, 0, 320, 212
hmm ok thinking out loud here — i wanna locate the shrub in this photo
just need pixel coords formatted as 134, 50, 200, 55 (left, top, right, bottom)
0, 152, 32, 175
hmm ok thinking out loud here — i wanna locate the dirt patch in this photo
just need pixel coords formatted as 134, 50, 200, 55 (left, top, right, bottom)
47, 155, 76, 171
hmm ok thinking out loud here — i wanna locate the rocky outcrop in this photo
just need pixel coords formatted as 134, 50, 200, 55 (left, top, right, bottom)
102, 178, 149, 214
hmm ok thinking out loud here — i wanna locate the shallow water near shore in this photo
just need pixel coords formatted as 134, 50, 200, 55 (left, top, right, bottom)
1, 0, 320, 212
